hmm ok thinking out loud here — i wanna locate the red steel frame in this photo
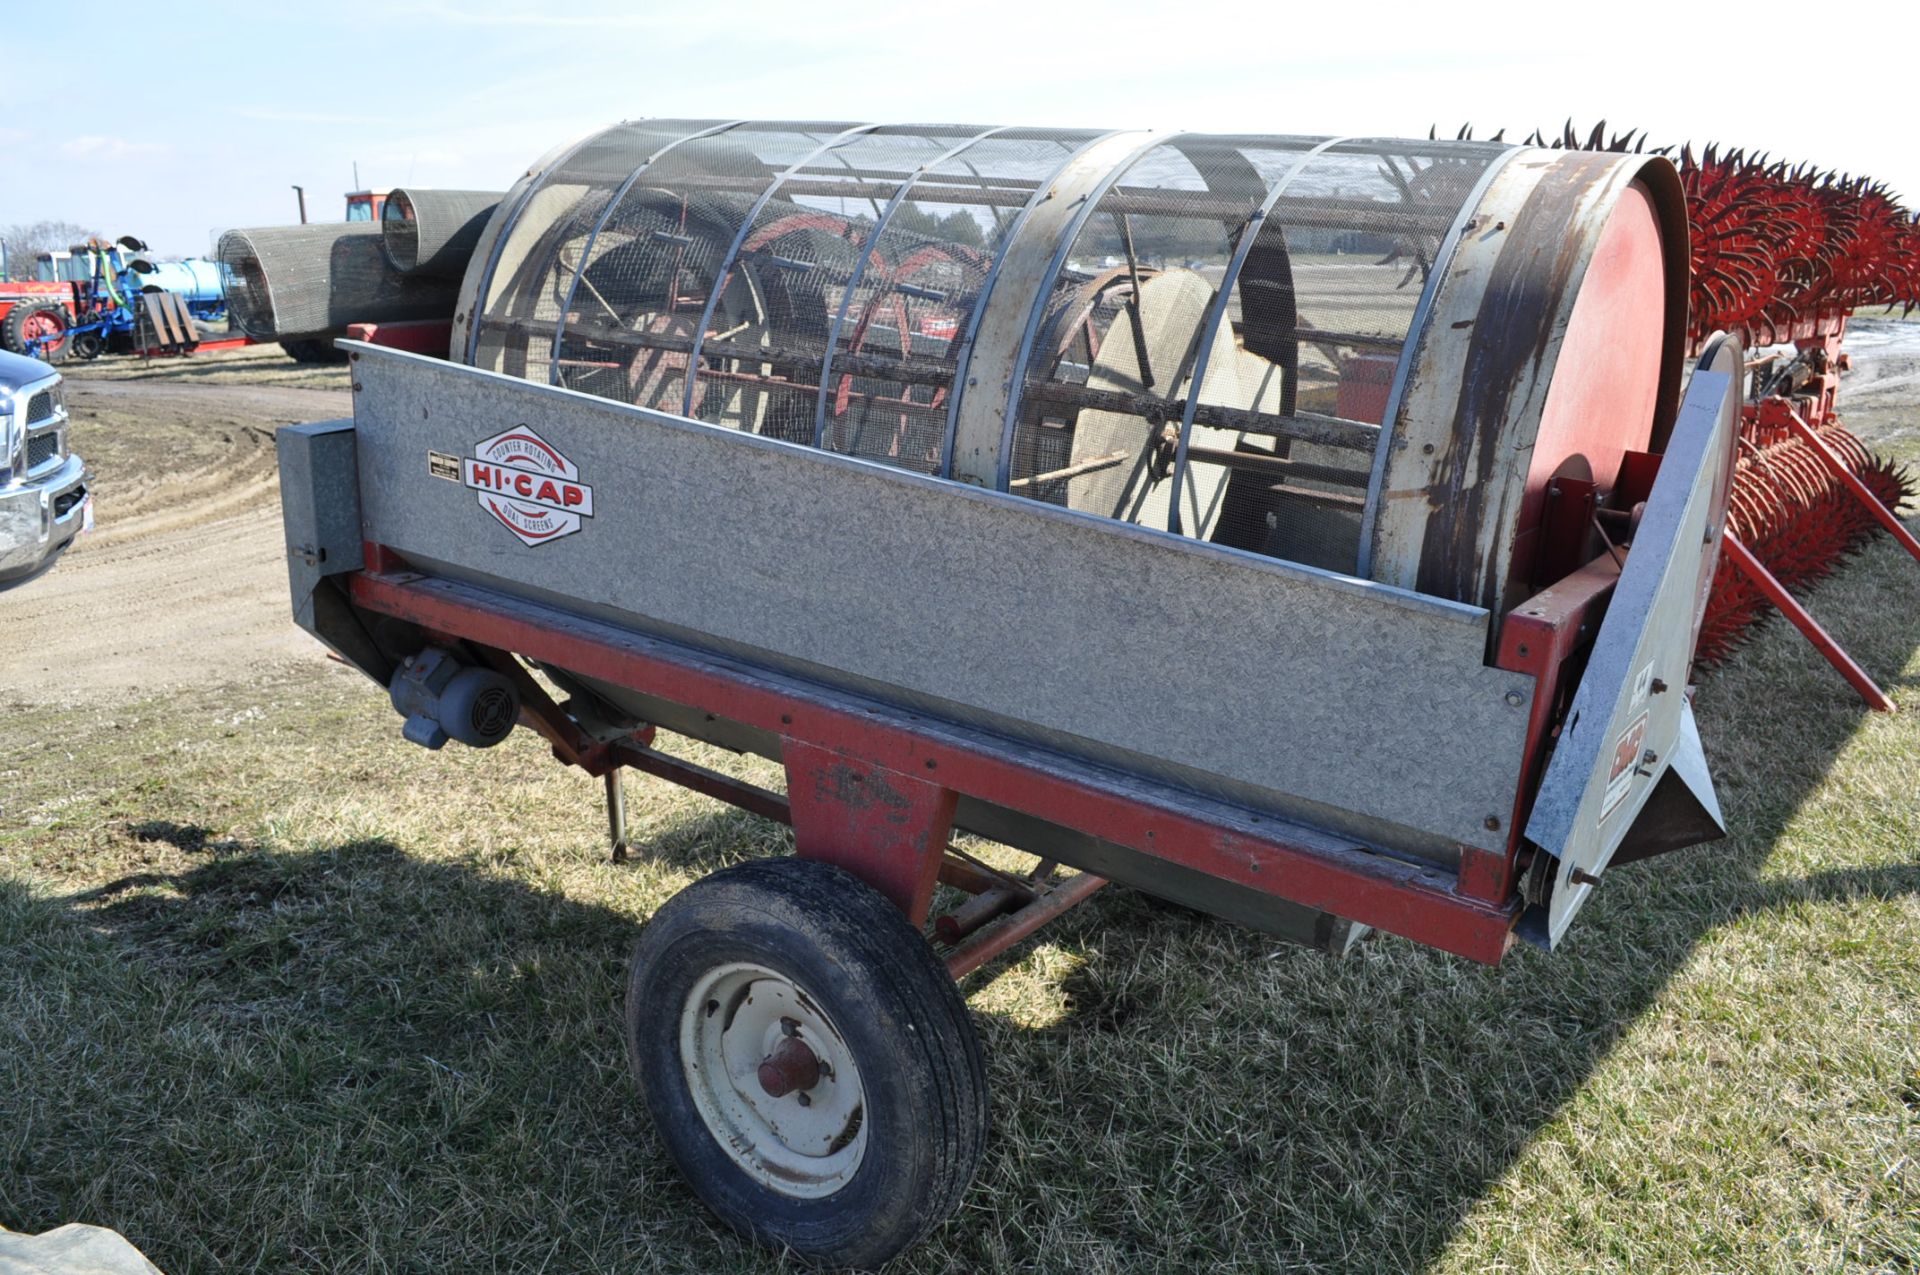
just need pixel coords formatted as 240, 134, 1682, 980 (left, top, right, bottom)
1726, 316, 1916, 711
346, 549, 1525, 966
1722, 532, 1896, 712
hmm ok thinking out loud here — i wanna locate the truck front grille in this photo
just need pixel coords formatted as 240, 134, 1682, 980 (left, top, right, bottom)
27, 429, 60, 469
26, 390, 53, 425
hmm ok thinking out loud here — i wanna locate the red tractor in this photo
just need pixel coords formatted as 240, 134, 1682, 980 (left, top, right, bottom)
0, 280, 78, 363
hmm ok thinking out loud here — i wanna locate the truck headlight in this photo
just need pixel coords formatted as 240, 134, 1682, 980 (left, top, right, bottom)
0, 400, 17, 484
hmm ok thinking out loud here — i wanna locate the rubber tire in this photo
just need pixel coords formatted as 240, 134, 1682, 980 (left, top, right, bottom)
2, 301, 70, 363
627, 858, 987, 1269
70, 331, 104, 361
280, 337, 347, 365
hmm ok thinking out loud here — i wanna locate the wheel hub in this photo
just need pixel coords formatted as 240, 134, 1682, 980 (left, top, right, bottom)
757, 1034, 822, 1098
680, 962, 867, 1197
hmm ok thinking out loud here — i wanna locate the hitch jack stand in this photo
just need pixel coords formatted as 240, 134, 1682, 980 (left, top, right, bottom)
606, 768, 630, 862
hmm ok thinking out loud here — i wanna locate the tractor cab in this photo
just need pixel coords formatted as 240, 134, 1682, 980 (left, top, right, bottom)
344, 190, 390, 222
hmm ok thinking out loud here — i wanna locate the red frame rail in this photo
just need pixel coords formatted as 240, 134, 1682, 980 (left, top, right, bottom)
347, 555, 1524, 964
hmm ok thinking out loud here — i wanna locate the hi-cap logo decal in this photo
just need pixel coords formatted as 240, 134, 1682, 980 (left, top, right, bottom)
455, 427, 595, 546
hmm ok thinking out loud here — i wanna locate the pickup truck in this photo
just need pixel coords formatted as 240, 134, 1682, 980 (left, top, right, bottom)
0, 348, 90, 587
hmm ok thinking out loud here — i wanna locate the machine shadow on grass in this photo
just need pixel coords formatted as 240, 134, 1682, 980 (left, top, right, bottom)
947, 536, 1920, 1268
6, 544, 1918, 1272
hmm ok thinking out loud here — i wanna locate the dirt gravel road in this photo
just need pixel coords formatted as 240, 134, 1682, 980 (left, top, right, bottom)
0, 376, 349, 707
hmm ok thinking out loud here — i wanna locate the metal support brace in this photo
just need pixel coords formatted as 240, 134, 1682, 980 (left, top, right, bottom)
936, 130, 1123, 479
1781, 406, 1920, 567
548, 120, 749, 386
682, 124, 883, 418
811, 126, 1010, 448
1723, 531, 1895, 712
994, 132, 1178, 490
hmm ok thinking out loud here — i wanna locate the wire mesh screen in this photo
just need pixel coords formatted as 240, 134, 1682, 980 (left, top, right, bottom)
675, 126, 971, 446
467, 120, 1511, 580
1184, 139, 1501, 571
217, 223, 461, 340
471, 119, 728, 378
1010, 136, 1320, 527
541, 123, 862, 425
1005, 135, 1502, 576
382, 188, 503, 277
819, 128, 1102, 473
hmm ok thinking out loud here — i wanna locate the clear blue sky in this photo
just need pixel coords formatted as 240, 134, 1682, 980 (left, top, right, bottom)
1, 0, 1912, 260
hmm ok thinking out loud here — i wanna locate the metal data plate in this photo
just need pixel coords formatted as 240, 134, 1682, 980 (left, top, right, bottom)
1524, 335, 1742, 945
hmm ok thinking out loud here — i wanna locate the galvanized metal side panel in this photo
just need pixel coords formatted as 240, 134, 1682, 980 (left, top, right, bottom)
276, 420, 363, 604
275, 419, 388, 681
347, 346, 1532, 858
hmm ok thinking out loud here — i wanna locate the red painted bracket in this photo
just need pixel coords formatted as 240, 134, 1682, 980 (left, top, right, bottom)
345, 319, 455, 357
1482, 557, 1622, 902
783, 742, 959, 925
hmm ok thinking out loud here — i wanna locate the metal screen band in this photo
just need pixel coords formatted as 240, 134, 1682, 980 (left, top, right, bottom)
937, 130, 1124, 480
679, 124, 885, 419
993, 132, 1185, 491
546, 119, 751, 386
1353, 144, 1523, 576
462, 125, 614, 365
809, 125, 1012, 448
1164, 135, 1353, 536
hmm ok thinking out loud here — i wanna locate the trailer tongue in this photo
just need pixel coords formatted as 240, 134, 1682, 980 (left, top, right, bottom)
277, 118, 1742, 1267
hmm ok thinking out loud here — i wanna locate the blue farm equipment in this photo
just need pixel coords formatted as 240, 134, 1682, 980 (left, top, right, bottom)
5, 238, 231, 362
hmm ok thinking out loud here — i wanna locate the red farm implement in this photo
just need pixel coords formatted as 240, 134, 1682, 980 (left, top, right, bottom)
1502, 123, 1920, 705
268, 117, 1779, 1265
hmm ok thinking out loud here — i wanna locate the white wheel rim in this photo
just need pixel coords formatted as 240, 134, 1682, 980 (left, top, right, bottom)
679, 962, 868, 1197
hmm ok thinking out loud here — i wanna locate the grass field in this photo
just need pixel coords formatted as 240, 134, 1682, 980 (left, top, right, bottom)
1, 335, 1917, 1271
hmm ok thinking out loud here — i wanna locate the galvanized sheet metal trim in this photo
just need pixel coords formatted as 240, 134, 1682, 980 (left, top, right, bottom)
993, 132, 1182, 491
936, 129, 1126, 479
1354, 143, 1523, 577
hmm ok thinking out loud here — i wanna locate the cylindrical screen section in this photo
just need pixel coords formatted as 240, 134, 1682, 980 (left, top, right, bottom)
466, 119, 1684, 615
816, 127, 1105, 474
1162, 137, 1506, 572
1009, 134, 1327, 537
382, 188, 505, 277
469, 119, 734, 378
219, 223, 462, 340
537, 123, 869, 430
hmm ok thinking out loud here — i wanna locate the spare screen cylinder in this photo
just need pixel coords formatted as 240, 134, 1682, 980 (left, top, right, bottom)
217, 223, 463, 340
382, 188, 503, 277
457, 118, 1685, 619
